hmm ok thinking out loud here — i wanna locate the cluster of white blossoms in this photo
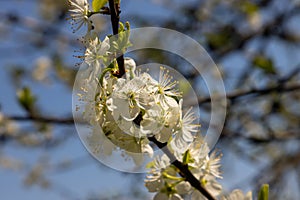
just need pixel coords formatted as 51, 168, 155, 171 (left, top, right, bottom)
145, 138, 223, 200
69, 1, 258, 200
77, 34, 253, 200
79, 35, 200, 158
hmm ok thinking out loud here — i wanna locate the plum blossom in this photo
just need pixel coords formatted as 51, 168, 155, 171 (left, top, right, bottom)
154, 192, 183, 200
68, 1, 261, 199
172, 100, 199, 153
68, 0, 92, 32
124, 57, 136, 80
84, 36, 110, 68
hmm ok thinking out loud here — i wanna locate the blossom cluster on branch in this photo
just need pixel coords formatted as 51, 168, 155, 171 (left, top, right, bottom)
68, 0, 269, 200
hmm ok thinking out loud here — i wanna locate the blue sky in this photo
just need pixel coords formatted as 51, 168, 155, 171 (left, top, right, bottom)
1, 0, 300, 199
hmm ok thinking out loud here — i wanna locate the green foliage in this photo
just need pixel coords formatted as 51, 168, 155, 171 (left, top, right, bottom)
110, 22, 132, 53
205, 26, 235, 50
182, 149, 196, 168
92, 0, 108, 12
241, 1, 259, 15
253, 55, 276, 74
17, 87, 36, 113
182, 150, 191, 165
178, 80, 191, 96
145, 161, 155, 169
206, 32, 231, 49
258, 184, 269, 200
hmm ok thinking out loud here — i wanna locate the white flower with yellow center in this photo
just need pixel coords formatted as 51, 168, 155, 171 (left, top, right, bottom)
85, 36, 110, 68
154, 192, 183, 200
145, 155, 192, 200
108, 78, 140, 118
68, 0, 91, 32
140, 102, 166, 135
157, 67, 181, 97
186, 138, 222, 180
106, 76, 146, 135
124, 57, 136, 80
172, 100, 199, 153
145, 154, 170, 193
148, 67, 181, 110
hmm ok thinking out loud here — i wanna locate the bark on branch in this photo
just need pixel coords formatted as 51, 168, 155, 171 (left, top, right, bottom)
108, 0, 125, 78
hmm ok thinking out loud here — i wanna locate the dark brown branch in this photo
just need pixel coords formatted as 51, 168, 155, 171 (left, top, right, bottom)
108, 0, 125, 78
5, 82, 299, 125
197, 82, 300, 105
148, 136, 217, 200
108, 0, 119, 35
7, 115, 75, 124
221, 130, 300, 144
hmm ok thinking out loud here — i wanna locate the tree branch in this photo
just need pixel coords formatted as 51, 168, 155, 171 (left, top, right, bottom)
108, 0, 125, 78
5, 81, 299, 125
148, 136, 217, 200
197, 82, 300, 105
6, 115, 75, 124
221, 130, 300, 144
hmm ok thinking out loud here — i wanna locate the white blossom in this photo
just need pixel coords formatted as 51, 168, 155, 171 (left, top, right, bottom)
172, 100, 199, 153
106, 77, 143, 121
175, 181, 191, 195
154, 192, 183, 200
33, 56, 51, 82
68, 0, 91, 32
203, 151, 223, 179
84, 36, 110, 68
187, 138, 222, 180
157, 67, 181, 98
141, 104, 163, 134
145, 155, 170, 193
124, 57, 136, 80
77, 63, 102, 125
145, 67, 181, 112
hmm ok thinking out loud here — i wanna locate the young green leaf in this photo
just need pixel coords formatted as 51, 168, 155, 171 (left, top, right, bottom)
241, 1, 259, 15
258, 184, 269, 200
92, 0, 108, 12
17, 87, 36, 113
253, 55, 276, 74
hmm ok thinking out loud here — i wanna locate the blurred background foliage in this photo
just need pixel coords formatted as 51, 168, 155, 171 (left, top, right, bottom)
0, 0, 300, 199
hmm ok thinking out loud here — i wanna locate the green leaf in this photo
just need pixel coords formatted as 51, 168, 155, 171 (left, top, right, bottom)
145, 161, 154, 169
92, 0, 108, 12
206, 32, 230, 49
253, 55, 276, 74
241, 2, 259, 15
182, 150, 191, 165
119, 22, 125, 32
178, 79, 191, 95
205, 26, 234, 50
258, 184, 269, 200
17, 87, 36, 113
109, 21, 132, 53
182, 150, 195, 165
